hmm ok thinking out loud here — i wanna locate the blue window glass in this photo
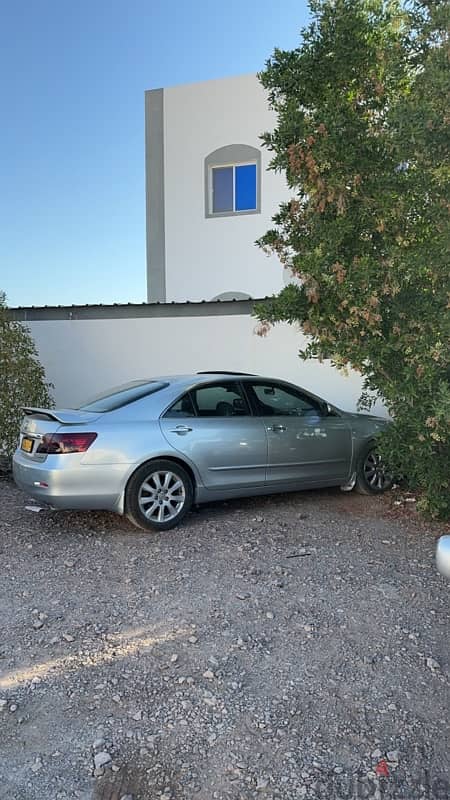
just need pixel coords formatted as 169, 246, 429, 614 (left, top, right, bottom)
235, 164, 257, 211
212, 167, 233, 213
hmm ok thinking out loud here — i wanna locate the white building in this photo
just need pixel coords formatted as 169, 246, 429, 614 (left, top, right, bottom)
11, 301, 375, 413
8, 74, 386, 417
145, 73, 291, 303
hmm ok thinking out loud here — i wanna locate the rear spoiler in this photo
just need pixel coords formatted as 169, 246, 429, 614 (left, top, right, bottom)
22, 407, 98, 425
22, 407, 64, 422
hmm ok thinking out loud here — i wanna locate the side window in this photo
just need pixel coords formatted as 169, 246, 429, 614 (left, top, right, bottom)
163, 393, 196, 418
250, 383, 323, 418
211, 163, 257, 214
191, 382, 250, 417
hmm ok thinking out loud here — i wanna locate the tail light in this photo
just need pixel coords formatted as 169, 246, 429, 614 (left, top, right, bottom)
36, 433, 97, 454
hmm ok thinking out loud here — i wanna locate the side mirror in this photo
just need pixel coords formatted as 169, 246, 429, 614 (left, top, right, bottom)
436, 535, 450, 579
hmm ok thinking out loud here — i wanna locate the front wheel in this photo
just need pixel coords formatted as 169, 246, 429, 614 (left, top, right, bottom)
356, 446, 393, 495
126, 459, 193, 531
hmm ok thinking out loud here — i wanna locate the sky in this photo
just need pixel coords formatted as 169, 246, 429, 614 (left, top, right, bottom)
0, 0, 309, 308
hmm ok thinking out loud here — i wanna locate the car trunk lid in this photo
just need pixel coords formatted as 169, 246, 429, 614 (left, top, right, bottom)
19, 408, 101, 460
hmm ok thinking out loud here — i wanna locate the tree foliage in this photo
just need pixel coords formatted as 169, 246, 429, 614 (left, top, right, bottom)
256, 0, 450, 516
0, 292, 53, 458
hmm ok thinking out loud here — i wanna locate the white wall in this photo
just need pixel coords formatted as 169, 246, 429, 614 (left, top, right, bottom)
163, 74, 290, 302
26, 315, 385, 415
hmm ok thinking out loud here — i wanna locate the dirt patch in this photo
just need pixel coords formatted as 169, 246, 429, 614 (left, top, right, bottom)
0, 480, 448, 799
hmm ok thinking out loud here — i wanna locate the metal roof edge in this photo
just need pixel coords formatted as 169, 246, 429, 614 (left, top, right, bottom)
8, 297, 269, 322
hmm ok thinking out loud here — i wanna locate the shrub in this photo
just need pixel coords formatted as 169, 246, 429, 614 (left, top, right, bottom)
256, 0, 449, 517
0, 292, 53, 459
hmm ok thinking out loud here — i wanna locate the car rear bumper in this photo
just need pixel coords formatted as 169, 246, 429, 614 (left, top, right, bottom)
12, 450, 127, 513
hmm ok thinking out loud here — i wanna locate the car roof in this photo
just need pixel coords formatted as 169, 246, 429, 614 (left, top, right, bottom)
135, 373, 324, 402
143, 373, 266, 391
131, 372, 253, 386
79, 372, 336, 419
78, 373, 264, 412
151, 373, 329, 409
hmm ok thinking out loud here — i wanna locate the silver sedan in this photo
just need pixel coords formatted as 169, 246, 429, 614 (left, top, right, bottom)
436, 535, 450, 579
13, 372, 391, 531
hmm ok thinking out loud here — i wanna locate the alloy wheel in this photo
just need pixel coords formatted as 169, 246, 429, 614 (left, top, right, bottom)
363, 451, 390, 491
138, 470, 186, 523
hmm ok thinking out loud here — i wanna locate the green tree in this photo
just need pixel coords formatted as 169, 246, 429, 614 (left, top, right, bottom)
256, 0, 450, 517
0, 292, 53, 459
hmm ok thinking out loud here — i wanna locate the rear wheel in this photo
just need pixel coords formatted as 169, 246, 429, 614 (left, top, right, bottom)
356, 445, 393, 495
126, 459, 193, 531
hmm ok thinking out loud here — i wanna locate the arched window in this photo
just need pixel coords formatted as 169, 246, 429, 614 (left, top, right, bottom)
205, 144, 261, 218
211, 291, 252, 301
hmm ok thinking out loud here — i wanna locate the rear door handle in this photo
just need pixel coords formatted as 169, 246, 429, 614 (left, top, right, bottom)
268, 424, 287, 432
170, 425, 192, 435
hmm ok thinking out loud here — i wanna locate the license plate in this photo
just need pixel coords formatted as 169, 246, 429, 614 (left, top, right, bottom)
21, 437, 34, 453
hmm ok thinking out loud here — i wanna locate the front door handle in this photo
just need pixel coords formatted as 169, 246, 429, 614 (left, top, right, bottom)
268, 424, 287, 432
170, 425, 192, 435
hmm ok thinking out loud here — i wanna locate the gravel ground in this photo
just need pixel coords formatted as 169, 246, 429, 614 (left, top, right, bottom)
0, 477, 449, 800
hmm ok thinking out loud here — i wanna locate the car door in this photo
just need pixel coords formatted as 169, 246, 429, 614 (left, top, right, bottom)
245, 380, 353, 486
159, 381, 268, 490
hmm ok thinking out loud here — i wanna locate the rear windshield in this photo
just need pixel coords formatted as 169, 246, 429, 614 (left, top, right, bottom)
78, 381, 169, 412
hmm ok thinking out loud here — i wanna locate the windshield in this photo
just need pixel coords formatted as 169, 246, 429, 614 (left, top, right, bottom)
78, 381, 169, 412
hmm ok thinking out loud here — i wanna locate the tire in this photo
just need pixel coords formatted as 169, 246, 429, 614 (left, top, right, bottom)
356, 444, 393, 495
125, 459, 193, 531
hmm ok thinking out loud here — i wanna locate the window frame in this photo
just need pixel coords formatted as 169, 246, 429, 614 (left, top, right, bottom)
242, 380, 328, 419
191, 381, 252, 418
209, 162, 258, 216
161, 392, 197, 419
205, 144, 262, 219
162, 381, 253, 420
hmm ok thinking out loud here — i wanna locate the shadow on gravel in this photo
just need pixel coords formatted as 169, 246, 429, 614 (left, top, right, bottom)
20, 486, 395, 537
92, 765, 142, 800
